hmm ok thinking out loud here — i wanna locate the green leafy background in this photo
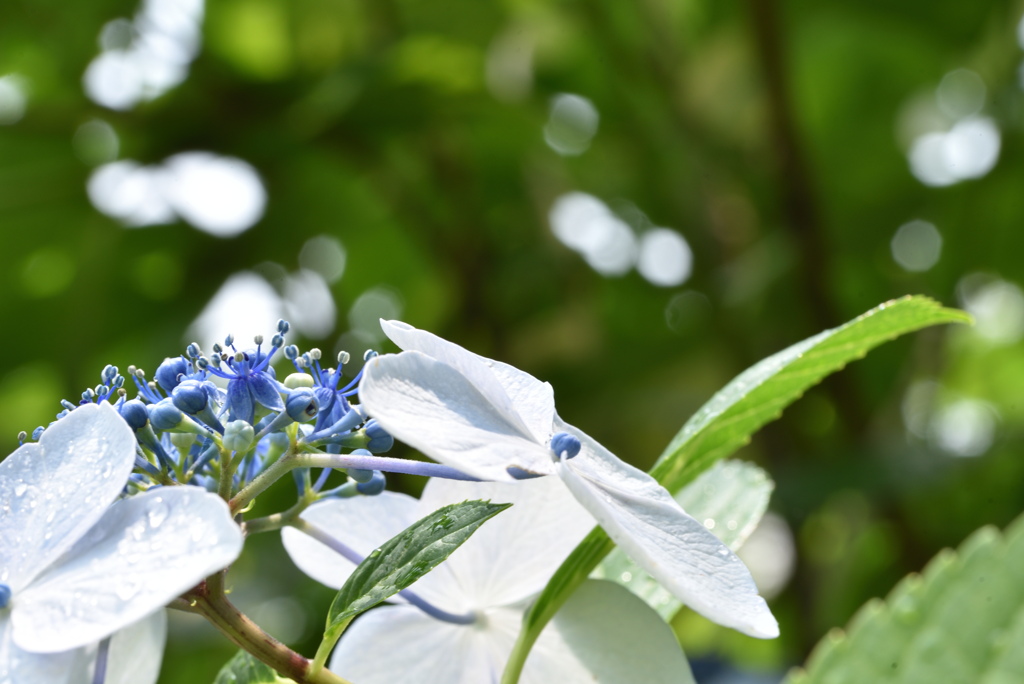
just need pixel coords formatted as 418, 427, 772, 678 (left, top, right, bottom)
2, 0, 1024, 680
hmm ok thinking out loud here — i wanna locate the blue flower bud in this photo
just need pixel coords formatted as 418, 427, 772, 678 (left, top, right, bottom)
286, 389, 319, 422
149, 399, 184, 431
223, 420, 255, 452
364, 419, 393, 453
186, 343, 201, 359
0, 584, 11, 609
284, 345, 299, 361
356, 471, 386, 495
172, 379, 209, 414
550, 432, 581, 460
277, 319, 290, 334
271, 333, 284, 348
155, 357, 191, 393
119, 399, 150, 430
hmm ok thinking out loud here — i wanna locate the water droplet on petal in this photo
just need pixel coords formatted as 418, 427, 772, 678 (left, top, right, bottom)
147, 498, 169, 528
14, 483, 27, 497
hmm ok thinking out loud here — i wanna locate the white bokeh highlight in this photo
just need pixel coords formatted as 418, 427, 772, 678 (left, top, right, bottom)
186, 272, 286, 353
284, 269, 337, 339
83, 0, 204, 110
162, 152, 266, 237
549, 192, 637, 276
958, 275, 1024, 345
890, 220, 942, 272
543, 94, 599, 156
0, 74, 28, 125
87, 152, 266, 236
929, 398, 998, 458
299, 235, 347, 284
637, 228, 693, 287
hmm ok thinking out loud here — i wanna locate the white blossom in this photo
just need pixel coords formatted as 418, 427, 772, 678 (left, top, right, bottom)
0, 402, 244, 682
284, 477, 697, 683
358, 320, 778, 638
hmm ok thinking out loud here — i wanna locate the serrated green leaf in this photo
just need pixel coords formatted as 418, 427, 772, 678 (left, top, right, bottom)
592, 460, 774, 619
324, 499, 510, 636
214, 651, 296, 684
503, 296, 968, 684
786, 513, 1024, 684
652, 296, 970, 493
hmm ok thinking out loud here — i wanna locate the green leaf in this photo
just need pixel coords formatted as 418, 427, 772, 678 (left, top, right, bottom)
214, 651, 296, 684
786, 512, 1024, 684
502, 296, 968, 684
324, 498, 510, 638
652, 295, 970, 493
592, 460, 773, 620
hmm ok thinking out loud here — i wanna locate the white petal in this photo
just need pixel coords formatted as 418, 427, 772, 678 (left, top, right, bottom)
417, 477, 594, 608
0, 403, 136, 592
328, 604, 508, 684
361, 351, 553, 481
380, 320, 557, 442
282, 492, 419, 589
0, 615, 92, 684
555, 420, 779, 639
13, 488, 242, 652
527, 580, 695, 684
105, 610, 167, 684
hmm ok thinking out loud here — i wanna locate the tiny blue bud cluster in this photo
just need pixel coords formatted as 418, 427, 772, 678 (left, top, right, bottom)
30, 320, 393, 502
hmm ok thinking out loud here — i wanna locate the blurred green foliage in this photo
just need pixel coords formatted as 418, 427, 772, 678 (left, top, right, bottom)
2, 0, 1024, 680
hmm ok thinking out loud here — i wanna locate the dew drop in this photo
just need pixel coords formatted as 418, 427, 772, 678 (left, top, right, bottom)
115, 580, 140, 600
147, 499, 169, 528
13, 483, 27, 497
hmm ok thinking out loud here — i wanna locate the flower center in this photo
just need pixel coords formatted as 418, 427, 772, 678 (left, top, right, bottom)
549, 432, 581, 460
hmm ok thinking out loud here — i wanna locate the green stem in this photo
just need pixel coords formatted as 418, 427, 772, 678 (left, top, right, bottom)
218, 447, 235, 501
500, 530, 615, 684
243, 496, 314, 535
230, 449, 300, 514
310, 617, 353, 678
187, 577, 353, 684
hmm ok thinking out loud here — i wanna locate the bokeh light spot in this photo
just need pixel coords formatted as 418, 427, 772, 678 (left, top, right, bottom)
73, 120, 120, 166
187, 271, 285, 352
162, 152, 266, 237
958, 275, 1024, 345
549, 193, 637, 277
0, 75, 28, 125
637, 228, 693, 287
890, 220, 942, 272
936, 69, 985, 119
929, 398, 997, 458
299, 235, 347, 284
87, 161, 176, 227
543, 94, 599, 157
284, 269, 336, 339
348, 287, 403, 340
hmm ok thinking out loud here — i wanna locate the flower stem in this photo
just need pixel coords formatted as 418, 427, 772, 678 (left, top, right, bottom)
187, 575, 353, 684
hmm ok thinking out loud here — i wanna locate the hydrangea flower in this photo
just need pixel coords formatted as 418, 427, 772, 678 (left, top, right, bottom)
283, 477, 697, 683
0, 402, 244, 682
358, 320, 778, 638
